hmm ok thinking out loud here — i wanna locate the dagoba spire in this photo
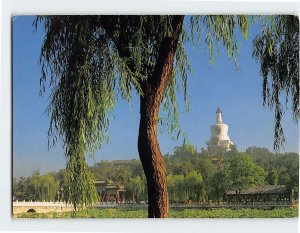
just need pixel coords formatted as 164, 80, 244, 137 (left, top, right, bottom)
216, 107, 222, 124
206, 107, 235, 152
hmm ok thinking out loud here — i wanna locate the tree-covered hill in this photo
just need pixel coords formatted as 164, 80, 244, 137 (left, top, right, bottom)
13, 145, 299, 203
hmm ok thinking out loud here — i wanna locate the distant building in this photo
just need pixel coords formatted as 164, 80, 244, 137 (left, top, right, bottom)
94, 180, 126, 203
207, 107, 235, 152
111, 160, 135, 165
226, 185, 292, 205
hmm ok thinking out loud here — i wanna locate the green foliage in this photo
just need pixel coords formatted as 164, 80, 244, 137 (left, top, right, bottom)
184, 171, 204, 200
127, 176, 147, 201
274, 153, 299, 193
35, 15, 252, 143
167, 174, 185, 201
90, 159, 147, 202
200, 16, 249, 65
165, 145, 298, 202
246, 146, 273, 157
252, 15, 299, 151
173, 143, 197, 158
54, 169, 69, 202
207, 167, 230, 202
266, 169, 279, 185
34, 15, 193, 208
66, 155, 98, 210
246, 147, 299, 197
226, 153, 266, 193
14, 171, 59, 201
29, 173, 59, 201
13, 146, 299, 204
167, 172, 204, 202
16, 207, 298, 218
14, 176, 28, 200
34, 15, 298, 210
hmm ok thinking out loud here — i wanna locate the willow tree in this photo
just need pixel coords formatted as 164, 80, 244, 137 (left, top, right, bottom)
34, 15, 298, 218
253, 15, 299, 151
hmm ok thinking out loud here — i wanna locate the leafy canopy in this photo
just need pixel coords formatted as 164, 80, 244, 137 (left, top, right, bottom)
253, 15, 299, 150
34, 15, 250, 208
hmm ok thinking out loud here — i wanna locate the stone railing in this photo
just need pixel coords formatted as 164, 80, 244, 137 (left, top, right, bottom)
13, 201, 72, 207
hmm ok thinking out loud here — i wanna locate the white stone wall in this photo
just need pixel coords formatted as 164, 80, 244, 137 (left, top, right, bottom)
12, 201, 74, 215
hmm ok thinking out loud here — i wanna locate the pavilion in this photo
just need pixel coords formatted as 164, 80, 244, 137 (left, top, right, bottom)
225, 185, 292, 205
94, 180, 126, 203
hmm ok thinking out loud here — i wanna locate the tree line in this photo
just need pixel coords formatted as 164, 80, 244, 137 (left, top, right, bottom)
13, 145, 299, 203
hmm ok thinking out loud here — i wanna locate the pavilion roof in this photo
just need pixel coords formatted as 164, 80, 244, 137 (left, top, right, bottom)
226, 185, 289, 195
94, 180, 125, 191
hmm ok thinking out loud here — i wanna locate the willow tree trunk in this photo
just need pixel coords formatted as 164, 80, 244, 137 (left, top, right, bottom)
137, 16, 184, 218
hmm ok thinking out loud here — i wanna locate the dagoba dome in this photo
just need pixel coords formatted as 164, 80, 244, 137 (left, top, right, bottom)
207, 107, 235, 152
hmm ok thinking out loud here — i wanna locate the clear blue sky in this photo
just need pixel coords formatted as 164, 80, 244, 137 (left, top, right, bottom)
13, 16, 299, 178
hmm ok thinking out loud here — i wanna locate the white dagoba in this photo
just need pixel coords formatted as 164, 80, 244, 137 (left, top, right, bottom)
207, 107, 235, 152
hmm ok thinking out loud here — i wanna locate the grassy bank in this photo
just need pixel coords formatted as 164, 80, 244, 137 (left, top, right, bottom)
15, 207, 298, 218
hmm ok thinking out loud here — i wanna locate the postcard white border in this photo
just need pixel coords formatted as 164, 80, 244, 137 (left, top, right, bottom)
1, 0, 299, 232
